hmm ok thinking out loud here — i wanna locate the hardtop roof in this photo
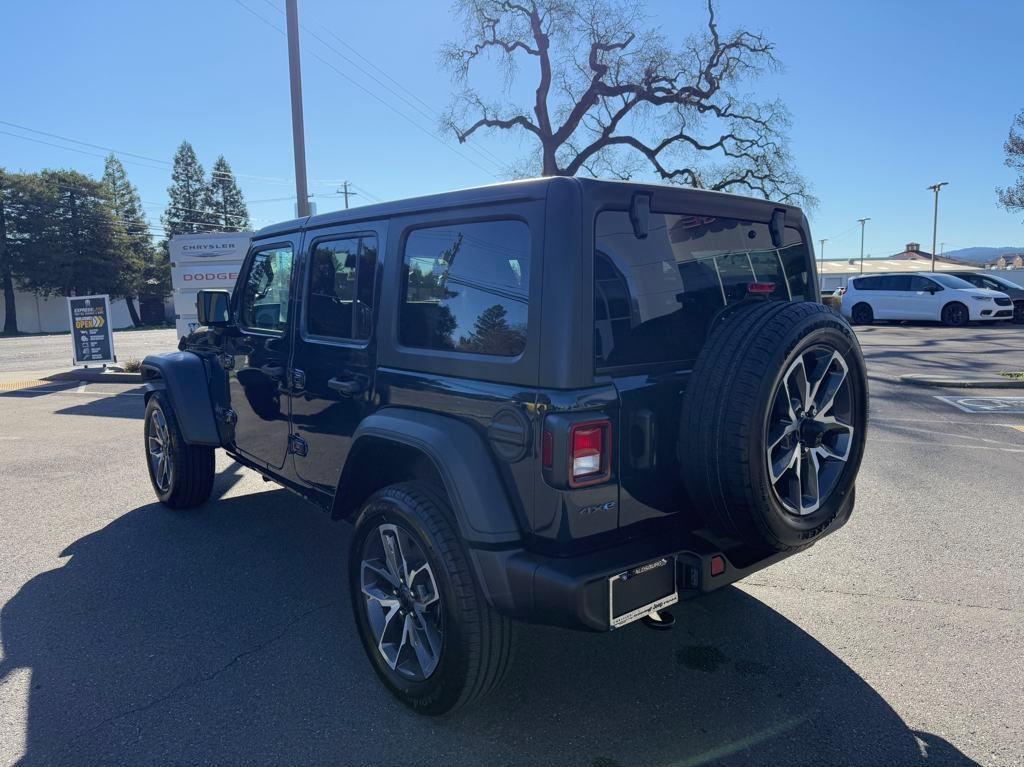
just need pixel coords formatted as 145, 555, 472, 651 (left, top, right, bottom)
253, 176, 804, 239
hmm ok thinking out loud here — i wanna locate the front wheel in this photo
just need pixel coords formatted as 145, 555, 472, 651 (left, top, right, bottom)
941, 301, 969, 327
144, 390, 215, 508
349, 483, 513, 715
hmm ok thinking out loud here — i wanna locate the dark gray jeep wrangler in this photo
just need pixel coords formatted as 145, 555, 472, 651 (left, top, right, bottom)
142, 177, 868, 714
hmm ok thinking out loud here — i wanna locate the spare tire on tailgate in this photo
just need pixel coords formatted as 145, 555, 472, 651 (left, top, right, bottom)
679, 300, 868, 552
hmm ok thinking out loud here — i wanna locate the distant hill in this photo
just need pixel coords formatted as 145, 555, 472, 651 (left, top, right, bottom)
942, 246, 1024, 264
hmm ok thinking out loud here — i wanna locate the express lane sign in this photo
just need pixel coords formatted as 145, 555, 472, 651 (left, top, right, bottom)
67, 294, 116, 365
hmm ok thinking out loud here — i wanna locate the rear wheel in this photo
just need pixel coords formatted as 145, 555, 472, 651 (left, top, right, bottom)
679, 301, 868, 552
850, 302, 873, 325
143, 390, 215, 509
349, 482, 513, 715
941, 301, 969, 327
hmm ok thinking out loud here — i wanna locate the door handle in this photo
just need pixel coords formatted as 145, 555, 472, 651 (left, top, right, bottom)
328, 377, 364, 396
260, 365, 285, 378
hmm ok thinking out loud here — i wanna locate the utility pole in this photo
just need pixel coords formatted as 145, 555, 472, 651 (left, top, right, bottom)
286, 0, 310, 217
858, 218, 870, 274
338, 181, 359, 210
928, 182, 948, 272
818, 238, 827, 290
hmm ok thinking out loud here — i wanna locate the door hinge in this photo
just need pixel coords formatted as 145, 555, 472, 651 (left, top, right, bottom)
218, 353, 234, 371
288, 433, 308, 457
291, 368, 306, 392
220, 407, 237, 425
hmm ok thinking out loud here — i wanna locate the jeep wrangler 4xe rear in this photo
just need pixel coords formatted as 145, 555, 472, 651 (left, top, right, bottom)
141, 177, 868, 714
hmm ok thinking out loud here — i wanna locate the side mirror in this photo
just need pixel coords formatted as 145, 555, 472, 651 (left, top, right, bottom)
196, 289, 231, 327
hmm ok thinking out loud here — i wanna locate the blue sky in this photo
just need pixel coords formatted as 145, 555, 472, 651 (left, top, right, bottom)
2, 0, 1022, 260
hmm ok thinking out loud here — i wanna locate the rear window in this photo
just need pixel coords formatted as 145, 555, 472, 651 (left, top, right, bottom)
594, 210, 812, 370
400, 220, 529, 357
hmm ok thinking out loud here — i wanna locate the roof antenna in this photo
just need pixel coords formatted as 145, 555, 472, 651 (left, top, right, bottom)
630, 193, 651, 239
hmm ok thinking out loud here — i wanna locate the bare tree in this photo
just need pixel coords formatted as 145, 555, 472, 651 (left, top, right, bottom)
997, 110, 1024, 218
441, 0, 814, 206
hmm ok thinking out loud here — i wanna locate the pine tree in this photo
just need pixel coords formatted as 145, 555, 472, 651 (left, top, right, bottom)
205, 156, 250, 232
0, 168, 17, 333
102, 155, 151, 325
14, 170, 123, 298
162, 141, 210, 237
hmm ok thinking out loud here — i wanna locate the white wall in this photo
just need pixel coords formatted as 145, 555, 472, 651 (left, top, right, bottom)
0, 290, 136, 333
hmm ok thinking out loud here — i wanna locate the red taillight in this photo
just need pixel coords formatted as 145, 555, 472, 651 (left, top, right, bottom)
541, 429, 554, 470
569, 420, 611, 486
748, 282, 776, 295
710, 555, 726, 577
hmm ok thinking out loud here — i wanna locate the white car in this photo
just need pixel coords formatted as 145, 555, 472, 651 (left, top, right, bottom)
840, 273, 1014, 327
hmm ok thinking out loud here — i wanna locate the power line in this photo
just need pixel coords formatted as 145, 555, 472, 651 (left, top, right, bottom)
257, 0, 507, 170
231, 0, 502, 179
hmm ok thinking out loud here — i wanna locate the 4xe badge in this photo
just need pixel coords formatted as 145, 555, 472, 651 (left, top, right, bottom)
579, 500, 617, 516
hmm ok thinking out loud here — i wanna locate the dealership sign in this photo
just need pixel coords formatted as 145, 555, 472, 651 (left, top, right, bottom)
67, 294, 116, 365
169, 232, 251, 339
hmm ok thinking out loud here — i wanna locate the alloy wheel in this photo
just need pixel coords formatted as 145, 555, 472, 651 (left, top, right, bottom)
147, 409, 172, 493
360, 523, 443, 681
766, 347, 855, 515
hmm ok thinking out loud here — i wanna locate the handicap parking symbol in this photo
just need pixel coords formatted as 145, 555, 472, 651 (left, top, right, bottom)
935, 396, 1024, 414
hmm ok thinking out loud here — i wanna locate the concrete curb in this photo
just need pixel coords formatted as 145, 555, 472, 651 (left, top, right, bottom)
896, 374, 1024, 389
44, 369, 144, 384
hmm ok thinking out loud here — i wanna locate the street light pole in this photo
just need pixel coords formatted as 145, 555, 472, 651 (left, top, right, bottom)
858, 218, 870, 274
286, 0, 310, 218
819, 238, 827, 288
928, 182, 948, 272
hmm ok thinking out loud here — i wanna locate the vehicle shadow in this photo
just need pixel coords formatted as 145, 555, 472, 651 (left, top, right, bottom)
0, 490, 977, 766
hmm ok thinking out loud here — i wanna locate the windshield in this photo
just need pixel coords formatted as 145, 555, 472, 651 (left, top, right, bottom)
930, 273, 977, 289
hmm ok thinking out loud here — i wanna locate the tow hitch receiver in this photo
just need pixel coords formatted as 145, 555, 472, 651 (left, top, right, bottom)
608, 556, 678, 629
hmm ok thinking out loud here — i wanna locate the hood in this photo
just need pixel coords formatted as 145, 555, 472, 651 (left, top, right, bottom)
958, 287, 1008, 299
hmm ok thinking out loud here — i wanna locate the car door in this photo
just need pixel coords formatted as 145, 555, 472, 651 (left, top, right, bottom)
225, 239, 298, 470
910, 275, 943, 320
289, 224, 384, 495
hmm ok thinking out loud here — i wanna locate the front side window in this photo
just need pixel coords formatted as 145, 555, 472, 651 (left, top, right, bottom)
307, 235, 378, 341
239, 244, 294, 332
911, 275, 938, 291
593, 210, 812, 370
400, 220, 530, 357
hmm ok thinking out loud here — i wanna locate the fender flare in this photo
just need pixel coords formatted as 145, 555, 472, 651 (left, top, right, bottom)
141, 352, 220, 446
335, 409, 522, 547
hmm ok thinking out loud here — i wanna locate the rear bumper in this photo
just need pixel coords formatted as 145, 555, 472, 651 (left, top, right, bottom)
471, 530, 812, 632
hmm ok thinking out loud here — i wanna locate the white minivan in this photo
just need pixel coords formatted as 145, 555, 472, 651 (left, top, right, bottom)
840, 273, 1014, 326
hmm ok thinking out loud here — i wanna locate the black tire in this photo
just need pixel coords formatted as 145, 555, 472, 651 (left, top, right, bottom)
1013, 301, 1024, 324
349, 482, 513, 715
679, 301, 868, 553
941, 301, 969, 327
143, 390, 215, 509
850, 302, 873, 325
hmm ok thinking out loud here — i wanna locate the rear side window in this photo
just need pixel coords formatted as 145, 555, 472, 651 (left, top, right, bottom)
853, 277, 880, 291
400, 220, 529, 357
594, 211, 812, 370
307, 234, 377, 341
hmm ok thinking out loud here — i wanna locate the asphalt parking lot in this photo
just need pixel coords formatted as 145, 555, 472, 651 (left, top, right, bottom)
0, 324, 1022, 766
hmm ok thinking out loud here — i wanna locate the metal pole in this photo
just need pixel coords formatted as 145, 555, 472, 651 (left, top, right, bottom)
858, 218, 870, 274
819, 238, 827, 290
286, 0, 310, 218
928, 182, 948, 272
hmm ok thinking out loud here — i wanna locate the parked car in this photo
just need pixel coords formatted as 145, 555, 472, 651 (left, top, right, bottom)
947, 271, 1024, 323
140, 178, 869, 714
840, 272, 1014, 326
